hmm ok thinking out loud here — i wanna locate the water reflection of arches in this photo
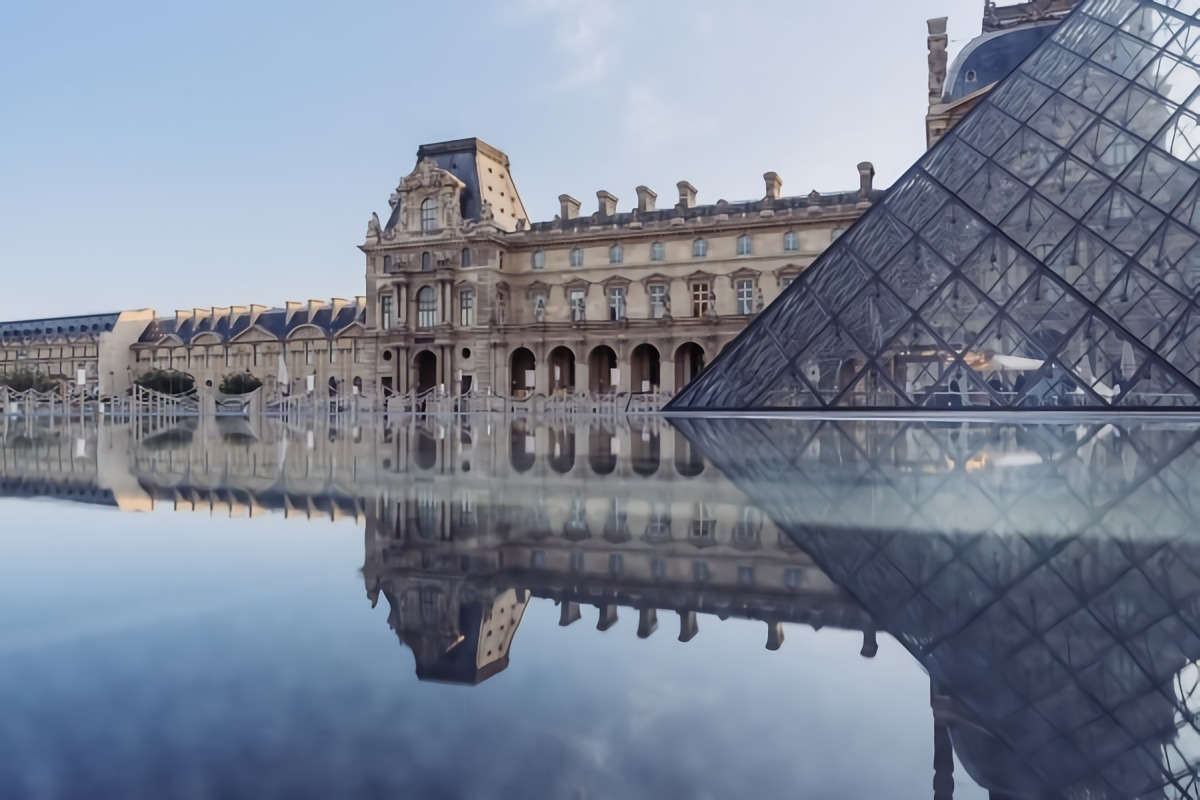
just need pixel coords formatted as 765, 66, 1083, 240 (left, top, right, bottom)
589, 345, 618, 394
631, 344, 661, 392
674, 433, 705, 477
510, 347, 535, 397
414, 429, 438, 471
674, 342, 705, 390
630, 422, 660, 477
548, 346, 576, 394
414, 350, 438, 394
589, 426, 617, 475
510, 420, 535, 473
548, 427, 576, 474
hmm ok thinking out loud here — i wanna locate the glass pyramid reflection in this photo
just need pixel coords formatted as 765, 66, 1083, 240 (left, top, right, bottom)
668, 0, 1200, 412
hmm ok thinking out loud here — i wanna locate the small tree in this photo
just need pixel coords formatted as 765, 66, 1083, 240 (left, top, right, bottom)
134, 369, 195, 395
219, 372, 262, 395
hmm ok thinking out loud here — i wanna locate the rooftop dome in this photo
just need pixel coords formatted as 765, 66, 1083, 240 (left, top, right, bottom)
942, 21, 1059, 104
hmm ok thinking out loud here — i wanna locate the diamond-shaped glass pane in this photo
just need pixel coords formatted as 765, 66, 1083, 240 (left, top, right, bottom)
1085, 187, 1166, 254
996, 127, 1066, 184
1036, 157, 1112, 218
1030, 93, 1097, 147
1046, 229, 1129, 300
962, 237, 1040, 304
1121, 146, 1199, 208
878, 240, 953, 309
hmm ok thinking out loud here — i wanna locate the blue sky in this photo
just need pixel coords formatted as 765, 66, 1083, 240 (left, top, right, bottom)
0, 0, 983, 321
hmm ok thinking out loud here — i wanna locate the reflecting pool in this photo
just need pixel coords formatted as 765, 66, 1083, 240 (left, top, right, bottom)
4, 415, 1200, 798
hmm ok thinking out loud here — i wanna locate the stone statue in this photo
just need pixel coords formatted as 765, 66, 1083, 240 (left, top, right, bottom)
366, 213, 382, 243
479, 200, 495, 223
927, 18, 949, 106
755, 288, 765, 313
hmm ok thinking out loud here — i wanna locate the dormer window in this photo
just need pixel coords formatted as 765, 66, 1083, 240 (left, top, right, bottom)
737, 234, 752, 256
421, 251, 433, 271
693, 238, 708, 258
609, 244, 623, 264
966, 69, 977, 83
532, 250, 546, 270
783, 231, 799, 252
650, 241, 665, 261
420, 198, 438, 232
570, 248, 584, 268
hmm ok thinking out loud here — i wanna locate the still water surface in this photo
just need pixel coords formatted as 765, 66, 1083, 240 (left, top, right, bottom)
2, 415, 1199, 798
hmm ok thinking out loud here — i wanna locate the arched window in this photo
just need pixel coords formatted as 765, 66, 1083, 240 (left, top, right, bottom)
532, 250, 546, 269
783, 231, 799, 252
461, 247, 471, 268
417, 286, 437, 329
420, 198, 438, 232
650, 241, 665, 261
737, 234, 752, 256
693, 238, 708, 258
966, 69, 978, 83
570, 248, 584, 268
609, 244, 623, 264
421, 251, 433, 271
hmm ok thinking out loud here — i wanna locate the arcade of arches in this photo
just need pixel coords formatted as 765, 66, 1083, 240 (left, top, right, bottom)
502, 341, 701, 397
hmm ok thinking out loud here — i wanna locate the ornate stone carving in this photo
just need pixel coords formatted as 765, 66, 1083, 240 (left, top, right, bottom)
927, 17, 949, 107
366, 213, 382, 244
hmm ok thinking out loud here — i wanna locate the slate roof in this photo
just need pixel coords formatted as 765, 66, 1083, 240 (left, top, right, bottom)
137, 304, 365, 346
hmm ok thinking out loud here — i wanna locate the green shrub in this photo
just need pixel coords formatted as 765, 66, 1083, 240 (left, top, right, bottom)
0, 369, 60, 393
219, 372, 263, 395
134, 369, 195, 395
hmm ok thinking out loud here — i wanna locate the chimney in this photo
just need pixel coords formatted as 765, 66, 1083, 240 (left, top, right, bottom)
559, 194, 581, 220
857, 162, 876, 198
285, 301, 304, 325
596, 190, 618, 217
635, 185, 657, 213
192, 308, 212, 325
677, 181, 697, 209
174, 310, 193, 328
928, 17, 950, 108
249, 304, 268, 326
307, 299, 324, 319
331, 297, 350, 316
763, 172, 783, 201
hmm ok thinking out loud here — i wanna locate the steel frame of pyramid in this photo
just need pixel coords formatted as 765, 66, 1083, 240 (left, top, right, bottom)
668, 0, 1200, 413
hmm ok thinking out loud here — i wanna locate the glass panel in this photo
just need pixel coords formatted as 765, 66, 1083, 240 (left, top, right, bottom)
955, 105, 1022, 156
1045, 228, 1127, 300
1138, 219, 1200, 296
839, 365, 912, 409
1059, 313, 1151, 403
961, 237, 1039, 305
1104, 85, 1178, 142
791, 323, 870, 406
995, 126, 1064, 184
843, 210, 912, 268
1006, 274, 1089, 358
1160, 304, 1200, 381
1091, 31, 1161, 79
808, 250, 873, 313
885, 173, 949, 229
1085, 187, 1166, 255
876, 320, 953, 406
765, 287, 832, 362
1137, 52, 1200, 104
1096, 264, 1189, 348
1001, 194, 1076, 255
919, 202, 990, 265
1073, 119, 1145, 176
688, 333, 789, 410
1168, 20, 1200, 60
838, 281, 912, 355
921, 140, 986, 191
749, 363, 824, 408
961, 161, 1028, 223
919, 278, 999, 353
879, 240, 953, 309
1083, 0, 1139, 27
1120, 146, 1199, 209
1060, 61, 1128, 109
1053, 15, 1116, 58
1028, 92, 1096, 147
1036, 156, 1111, 218
1021, 43, 1084, 89
972, 316, 1053, 406
1156, 109, 1200, 164
1117, 4, 1186, 48
992, 73, 1056, 122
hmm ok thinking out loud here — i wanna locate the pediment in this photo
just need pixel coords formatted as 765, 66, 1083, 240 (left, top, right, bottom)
229, 325, 278, 344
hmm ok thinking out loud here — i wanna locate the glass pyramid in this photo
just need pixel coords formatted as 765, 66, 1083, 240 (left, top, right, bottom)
669, 0, 1200, 412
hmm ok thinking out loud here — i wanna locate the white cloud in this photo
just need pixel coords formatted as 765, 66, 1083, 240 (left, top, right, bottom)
523, 0, 621, 87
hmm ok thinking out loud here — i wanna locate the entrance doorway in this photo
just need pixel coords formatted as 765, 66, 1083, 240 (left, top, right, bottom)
511, 347, 536, 397
548, 346, 576, 394
414, 350, 438, 394
631, 344, 661, 393
589, 345, 618, 394
674, 342, 705, 391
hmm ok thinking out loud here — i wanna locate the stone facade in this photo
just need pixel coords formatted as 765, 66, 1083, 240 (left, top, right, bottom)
363, 138, 877, 400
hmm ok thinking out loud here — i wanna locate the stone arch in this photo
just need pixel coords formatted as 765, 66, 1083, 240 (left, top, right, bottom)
413, 349, 438, 394
548, 346, 576, 394
510, 347, 536, 397
631, 344, 661, 393
674, 342, 706, 391
589, 345, 618, 394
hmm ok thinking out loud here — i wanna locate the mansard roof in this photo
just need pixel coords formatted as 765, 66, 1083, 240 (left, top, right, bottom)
669, 0, 1200, 413
0, 312, 121, 342
137, 301, 365, 346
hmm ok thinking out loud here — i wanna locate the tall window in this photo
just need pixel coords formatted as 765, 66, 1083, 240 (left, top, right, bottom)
736, 279, 755, 315
420, 198, 438, 232
461, 247, 471, 268
353, 339, 368, 363
329, 343, 338, 363
380, 295, 393, 330
459, 289, 475, 326
608, 287, 626, 321
609, 244, 623, 264
737, 234, 752, 256
693, 238, 707, 258
421, 251, 433, 271
691, 282, 712, 317
784, 231, 799, 252
532, 250, 546, 270
417, 286, 437, 329
570, 248, 583, 268
570, 289, 586, 321
650, 241, 665, 261
304, 342, 314, 366
383, 255, 393, 271
649, 284, 668, 319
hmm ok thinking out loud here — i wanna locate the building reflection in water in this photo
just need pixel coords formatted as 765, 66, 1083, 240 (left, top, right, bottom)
10, 413, 1200, 796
